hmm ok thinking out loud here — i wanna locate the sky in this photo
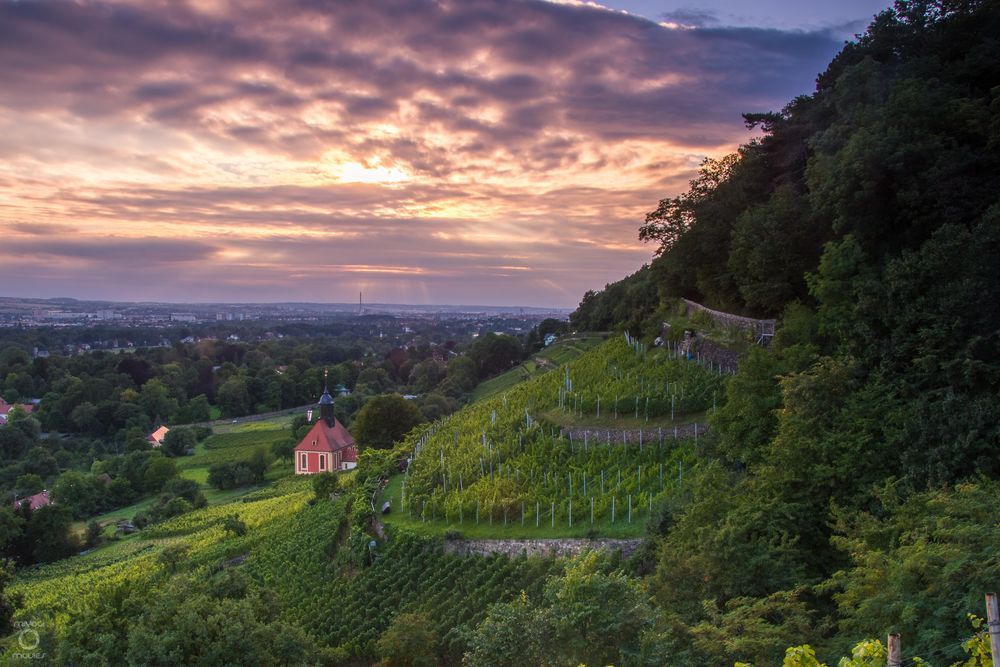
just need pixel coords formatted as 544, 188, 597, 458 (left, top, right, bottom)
0, 0, 891, 308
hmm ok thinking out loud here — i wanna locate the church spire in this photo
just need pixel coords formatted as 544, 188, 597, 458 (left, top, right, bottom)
318, 369, 335, 426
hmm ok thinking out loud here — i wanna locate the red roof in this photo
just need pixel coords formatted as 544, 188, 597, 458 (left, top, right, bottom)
0, 400, 33, 417
294, 418, 357, 461
13, 490, 51, 511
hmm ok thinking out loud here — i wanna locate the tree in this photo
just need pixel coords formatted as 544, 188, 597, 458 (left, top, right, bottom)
351, 394, 424, 450
311, 472, 339, 500
142, 457, 178, 493
466, 553, 652, 667
221, 514, 247, 537
26, 504, 77, 563
468, 334, 523, 379
216, 376, 252, 418
544, 552, 652, 666
161, 428, 196, 457
14, 473, 43, 497
0, 508, 25, 560
69, 401, 102, 435
157, 543, 189, 573
463, 592, 551, 667
829, 481, 1000, 659
176, 394, 211, 423
0, 559, 22, 637
536, 318, 568, 339
445, 356, 477, 392
376, 612, 437, 667
271, 436, 296, 462
51, 471, 104, 519
639, 153, 740, 252
408, 359, 446, 394
0, 426, 30, 460
417, 393, 454, 421
138, 379, 178, 422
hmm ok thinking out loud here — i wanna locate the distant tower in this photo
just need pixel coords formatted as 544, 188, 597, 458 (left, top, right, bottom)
319, 369, 335, 426
358, 292, 363, 315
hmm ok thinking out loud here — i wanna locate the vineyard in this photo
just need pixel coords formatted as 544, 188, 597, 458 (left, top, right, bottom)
10, 475, 314, 626
246, 501, 565, 662
396, 335, 726, 534
178, 425, 291, 470
12, 468, 573, 664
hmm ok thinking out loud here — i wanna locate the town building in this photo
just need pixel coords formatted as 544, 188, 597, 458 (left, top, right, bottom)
13, 490, 51, 512
294, 376, 357, 474
147, 425, 170, 448
0, 399, 35, 425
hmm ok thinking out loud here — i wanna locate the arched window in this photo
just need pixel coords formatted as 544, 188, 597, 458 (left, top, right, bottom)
300, 453, 307, 470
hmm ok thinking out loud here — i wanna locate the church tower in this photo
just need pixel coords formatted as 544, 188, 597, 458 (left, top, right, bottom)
318, 370, 335, 426
294, 369, 357, 474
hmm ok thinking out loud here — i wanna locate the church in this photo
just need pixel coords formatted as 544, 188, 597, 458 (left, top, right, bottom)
294, 375, 357, 474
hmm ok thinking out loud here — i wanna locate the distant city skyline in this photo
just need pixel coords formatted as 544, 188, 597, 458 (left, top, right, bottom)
0, 0, 892, 308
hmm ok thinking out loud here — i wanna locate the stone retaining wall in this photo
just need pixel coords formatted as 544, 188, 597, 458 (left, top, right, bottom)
443, 538, 643, 559
559, 423, 707, 444
682, 298, 775, 337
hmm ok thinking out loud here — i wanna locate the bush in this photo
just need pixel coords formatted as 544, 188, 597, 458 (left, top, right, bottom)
221, 514, 247, 537
312, 472, 340, 500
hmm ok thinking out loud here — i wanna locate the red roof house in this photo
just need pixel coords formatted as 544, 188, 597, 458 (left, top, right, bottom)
13, 490, 51, 512
0, 399, 34, 424
147, 425, 170, 448
294, 378, 357, 475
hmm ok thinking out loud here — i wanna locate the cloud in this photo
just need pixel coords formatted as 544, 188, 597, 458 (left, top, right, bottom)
0, 0, 848, 306
1, 237, 222, 265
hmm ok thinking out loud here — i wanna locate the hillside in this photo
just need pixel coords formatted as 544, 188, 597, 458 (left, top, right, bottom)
564, 1, 1000, 664
468, 334, 605, 403
379, 335, 723, 538
5, 422, 568, 664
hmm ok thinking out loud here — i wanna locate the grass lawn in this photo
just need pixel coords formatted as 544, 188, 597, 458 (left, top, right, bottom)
536, 335, 605, 365
470, 336, 608, 404
375, 474, 648, 539
82, 420, 299, 533
470, 364, 538, 402
210, 414, 295, 435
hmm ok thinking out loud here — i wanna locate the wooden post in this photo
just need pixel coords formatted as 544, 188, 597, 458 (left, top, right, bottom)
986, 593, 1000, 667
887, 633, 901, 667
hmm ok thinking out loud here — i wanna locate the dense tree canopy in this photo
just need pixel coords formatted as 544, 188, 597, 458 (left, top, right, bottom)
351, 394, 425, 450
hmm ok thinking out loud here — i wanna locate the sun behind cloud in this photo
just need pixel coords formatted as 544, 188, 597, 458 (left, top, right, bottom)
0, 0, 847, 307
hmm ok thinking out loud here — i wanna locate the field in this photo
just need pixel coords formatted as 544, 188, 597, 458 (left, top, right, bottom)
76, 416, 297, 539
12, 475, 316, 627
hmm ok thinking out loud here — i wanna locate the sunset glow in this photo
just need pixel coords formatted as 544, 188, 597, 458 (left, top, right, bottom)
0, 0, 888, 307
